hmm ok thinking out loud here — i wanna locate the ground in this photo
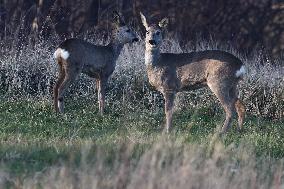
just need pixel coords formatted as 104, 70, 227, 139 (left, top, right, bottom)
0, 97, 283, 188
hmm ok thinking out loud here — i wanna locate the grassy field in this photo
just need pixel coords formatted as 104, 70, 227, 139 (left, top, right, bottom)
0, 96, 283, 188
0, 39, 283, 188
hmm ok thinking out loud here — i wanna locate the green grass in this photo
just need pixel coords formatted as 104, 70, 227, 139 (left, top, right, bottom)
0, 96, 283, 178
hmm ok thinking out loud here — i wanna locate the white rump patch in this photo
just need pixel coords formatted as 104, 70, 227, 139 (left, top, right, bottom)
54, 48, 70, 60
235, 65, 246, 77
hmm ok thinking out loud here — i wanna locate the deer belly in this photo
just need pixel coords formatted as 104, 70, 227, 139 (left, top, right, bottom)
82, 65, 101, 78
148, 72, 179, 93
179, 75, 207, 91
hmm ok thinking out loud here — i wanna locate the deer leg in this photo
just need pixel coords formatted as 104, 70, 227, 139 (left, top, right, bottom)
235, 99, 245, 131
57, 69, 79, 114
208, 82, 237, 133
164, 92, 175, 133
54, 64, 65, 113
97, 78, 107, 115
221, 102, 236, 133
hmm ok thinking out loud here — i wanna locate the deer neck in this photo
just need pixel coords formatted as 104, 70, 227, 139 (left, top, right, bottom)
145, 48, 161, 67
109, 40, 124, 60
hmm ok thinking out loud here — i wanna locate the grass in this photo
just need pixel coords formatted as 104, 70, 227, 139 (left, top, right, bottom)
0, 38, 283, 188
0, 96, 283, 179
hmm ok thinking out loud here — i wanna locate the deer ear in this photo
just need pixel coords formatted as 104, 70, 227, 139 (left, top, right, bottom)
140, 12, 149, 29
113, 11, 120, 23
113, 11, 125, 26
158, 18, 169, 28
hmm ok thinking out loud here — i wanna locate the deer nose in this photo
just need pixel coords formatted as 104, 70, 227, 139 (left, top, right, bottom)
149, 40, 156, 45
132, 38, 139, 42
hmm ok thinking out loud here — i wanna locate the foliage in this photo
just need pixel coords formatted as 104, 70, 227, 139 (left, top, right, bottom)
0, 28, 283, 188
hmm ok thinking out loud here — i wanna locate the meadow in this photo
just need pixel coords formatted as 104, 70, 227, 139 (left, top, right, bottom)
0, 35, 283, 188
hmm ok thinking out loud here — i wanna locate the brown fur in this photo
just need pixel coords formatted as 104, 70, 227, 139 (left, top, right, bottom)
141, 12, 245, 134
53, 57, 65, 112
235, 99, 245, 131
53, 13, 138, 114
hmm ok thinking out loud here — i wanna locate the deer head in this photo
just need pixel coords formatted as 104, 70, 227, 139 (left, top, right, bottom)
140, 12, 168, 51
112, 11, 139, 44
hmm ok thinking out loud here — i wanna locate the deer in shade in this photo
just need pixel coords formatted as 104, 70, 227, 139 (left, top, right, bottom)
140, 12, 245, 134
53, 12, 139, 114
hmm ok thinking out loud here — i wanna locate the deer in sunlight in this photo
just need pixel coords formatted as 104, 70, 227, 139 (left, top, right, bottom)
140, 12, 245, 134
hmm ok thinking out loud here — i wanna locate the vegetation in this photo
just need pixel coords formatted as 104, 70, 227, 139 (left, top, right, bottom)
0, 98, 283, 188
1, 0, 284, 57
0, 1, 284, 186
0, 35, 283, 188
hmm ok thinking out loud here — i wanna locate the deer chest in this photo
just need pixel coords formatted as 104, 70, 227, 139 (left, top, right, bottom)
147, 66, 180, 92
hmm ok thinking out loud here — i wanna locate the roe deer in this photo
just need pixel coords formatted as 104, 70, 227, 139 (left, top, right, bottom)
140, 12, 245, 134
53, 12, 138, 114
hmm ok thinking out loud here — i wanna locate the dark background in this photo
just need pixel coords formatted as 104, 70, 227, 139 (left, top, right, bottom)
0, 0, 284, 59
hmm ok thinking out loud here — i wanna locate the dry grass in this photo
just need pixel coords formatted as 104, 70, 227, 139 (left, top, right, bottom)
0, 137, 282, 189
0, 36, 283, 119
0, 34, 283, 189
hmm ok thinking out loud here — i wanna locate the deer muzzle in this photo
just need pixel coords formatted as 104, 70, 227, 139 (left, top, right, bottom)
132, 38, 139, 42
149, 40, 156, 46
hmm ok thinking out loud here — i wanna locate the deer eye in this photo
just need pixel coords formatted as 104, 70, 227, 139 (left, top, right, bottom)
146, 31, 149, 34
